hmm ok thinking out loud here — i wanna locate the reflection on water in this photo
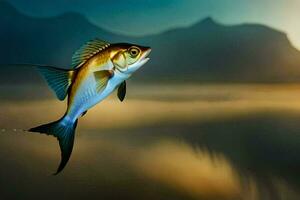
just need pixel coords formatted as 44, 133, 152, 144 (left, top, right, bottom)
0, 84, 300, 199
135, 140, 243, 199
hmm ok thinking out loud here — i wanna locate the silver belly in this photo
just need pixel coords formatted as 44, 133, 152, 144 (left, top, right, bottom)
65, 70, 130, 122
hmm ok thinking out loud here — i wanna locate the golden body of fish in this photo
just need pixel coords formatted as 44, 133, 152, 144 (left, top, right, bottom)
66, 45, 113, 121
29, 39, 151, 174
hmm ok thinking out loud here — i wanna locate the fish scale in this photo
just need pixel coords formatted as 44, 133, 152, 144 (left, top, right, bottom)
66, 73, 98, 120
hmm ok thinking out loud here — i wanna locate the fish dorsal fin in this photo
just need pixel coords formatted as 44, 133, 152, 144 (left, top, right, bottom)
72, 39, 110, 68
37, 66, 75, 101
93, 70, 113, 93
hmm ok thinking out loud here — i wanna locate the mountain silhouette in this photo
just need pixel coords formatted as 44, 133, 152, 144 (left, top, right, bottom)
137, 17, 300, 82
1, 1, 300, 83
0, 1, 132, 84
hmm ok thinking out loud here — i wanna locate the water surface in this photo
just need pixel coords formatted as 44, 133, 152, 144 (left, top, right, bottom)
0, 84, 300, 200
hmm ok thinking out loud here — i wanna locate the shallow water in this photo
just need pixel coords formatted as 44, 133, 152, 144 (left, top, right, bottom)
0, 84, 300, 200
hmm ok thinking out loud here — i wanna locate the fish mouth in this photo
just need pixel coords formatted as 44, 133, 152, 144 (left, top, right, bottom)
122, 47, 151, 74
140, 48, 151, 63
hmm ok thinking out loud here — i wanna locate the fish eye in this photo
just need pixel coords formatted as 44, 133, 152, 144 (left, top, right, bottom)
129, 47, 140, 57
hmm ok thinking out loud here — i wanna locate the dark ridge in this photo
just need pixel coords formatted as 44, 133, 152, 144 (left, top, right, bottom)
1, 1, 300, 84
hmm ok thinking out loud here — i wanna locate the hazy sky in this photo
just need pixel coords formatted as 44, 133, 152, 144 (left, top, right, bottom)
8, 0, 300, 49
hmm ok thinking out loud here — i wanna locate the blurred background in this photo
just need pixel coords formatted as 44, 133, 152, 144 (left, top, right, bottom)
1, 0, 300, 199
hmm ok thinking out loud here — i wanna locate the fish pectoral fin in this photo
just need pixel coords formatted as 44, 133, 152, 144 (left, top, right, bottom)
93, 70, 112, 93
37, 66, 75, 101
117, 81, 126, 102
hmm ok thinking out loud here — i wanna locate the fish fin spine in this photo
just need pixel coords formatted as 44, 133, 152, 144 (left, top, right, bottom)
72, 39, 110, 68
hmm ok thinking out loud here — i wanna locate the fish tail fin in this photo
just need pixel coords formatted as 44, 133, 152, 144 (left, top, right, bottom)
29, 117, 78, 175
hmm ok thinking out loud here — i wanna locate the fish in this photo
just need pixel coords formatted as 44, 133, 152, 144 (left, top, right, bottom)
28, 39, 151, 174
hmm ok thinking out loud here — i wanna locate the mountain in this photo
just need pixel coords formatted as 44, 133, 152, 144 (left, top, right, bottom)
137, 17, 300, 82
1, 1, 300, 83
0, 1, 132, 84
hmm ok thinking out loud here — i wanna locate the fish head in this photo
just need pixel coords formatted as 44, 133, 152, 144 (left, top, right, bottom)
111, 43, 151, 74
